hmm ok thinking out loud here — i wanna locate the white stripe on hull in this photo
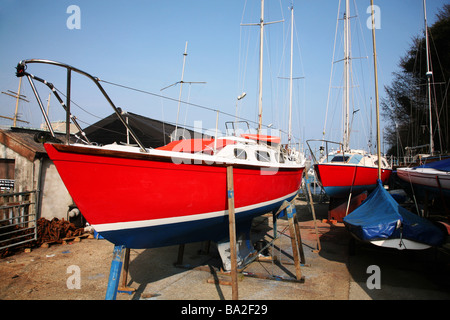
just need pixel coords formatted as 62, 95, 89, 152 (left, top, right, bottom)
93, 190, 298, 232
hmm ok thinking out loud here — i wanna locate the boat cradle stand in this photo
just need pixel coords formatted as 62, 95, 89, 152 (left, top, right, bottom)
104, 172, 306, 300
171, 169, 307, 300
177, 200, 307, 283
105, 245, 134, 300
103, 201, 306, 300
267, 199, 306, 282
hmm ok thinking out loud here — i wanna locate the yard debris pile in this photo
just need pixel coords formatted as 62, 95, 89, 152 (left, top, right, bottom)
37, 217, 84, 246
0, 218, 86, 258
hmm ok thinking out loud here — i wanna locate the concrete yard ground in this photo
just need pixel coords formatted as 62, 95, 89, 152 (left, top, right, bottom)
0, 196, 449, 301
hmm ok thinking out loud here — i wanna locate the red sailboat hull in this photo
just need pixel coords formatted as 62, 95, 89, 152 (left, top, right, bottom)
314, 163, 392, 198
45, 143, 303, 248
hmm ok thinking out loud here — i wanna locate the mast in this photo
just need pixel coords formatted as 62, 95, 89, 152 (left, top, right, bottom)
161, 42, 206, 141
343, 0, 351, 151
1, 78, 30, 126
175, 41, 188, 140
257, 0, 265, 135
370, 0, 382, 179
241, 0, 283, 136
288, 5, 294, 147
423, 0, 434, 155
278, 5, 302, 147
13, 78, 22, 127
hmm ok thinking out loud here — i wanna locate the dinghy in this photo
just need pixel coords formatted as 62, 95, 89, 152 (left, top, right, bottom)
343, 180, 445, 250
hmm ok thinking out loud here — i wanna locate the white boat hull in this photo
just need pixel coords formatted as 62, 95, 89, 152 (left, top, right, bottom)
370, 239, 431, 250
397, 167, 450, 196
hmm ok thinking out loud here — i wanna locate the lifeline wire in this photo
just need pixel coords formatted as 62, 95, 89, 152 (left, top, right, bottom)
98, 78, 301, 142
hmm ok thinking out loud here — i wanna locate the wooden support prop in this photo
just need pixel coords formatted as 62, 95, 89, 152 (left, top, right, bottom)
121, 247, 130, 287
305, 171, 322, 252
226, 166, 239, 300
118, 247, 135, 294
207, 276, 234, 286
272, 201, 290, 240
105, 245, 126, 300
272, 211, 278, 239
293, 214, 306, 264
286, 203, 305, 282
275, 200, 291, 216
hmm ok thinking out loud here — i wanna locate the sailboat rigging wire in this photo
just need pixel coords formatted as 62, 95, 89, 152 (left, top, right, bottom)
99, 79, 243, 121
28, 79, 133, 141
438, 79, 450, 149
427, 29, 444, 153
54, 87, 103, 120
98, 78, 300, 142
54, 85, 173, 144
352, 0, 373, 149
323, 0, 342, 141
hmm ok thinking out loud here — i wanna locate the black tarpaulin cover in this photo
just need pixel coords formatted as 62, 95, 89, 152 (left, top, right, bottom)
80, 112, 208, 149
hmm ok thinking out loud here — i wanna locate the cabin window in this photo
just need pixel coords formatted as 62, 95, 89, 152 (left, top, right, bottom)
347, 154, 363, 164
276, 152, 285, 163
234, 148, 247, 160
330, 155, 349, 163
256, 150, 270, 162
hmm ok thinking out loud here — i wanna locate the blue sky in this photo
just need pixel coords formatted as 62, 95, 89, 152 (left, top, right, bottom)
0, 0, 448, 152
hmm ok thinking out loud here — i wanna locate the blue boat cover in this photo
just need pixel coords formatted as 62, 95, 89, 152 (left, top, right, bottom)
417, 158, 450, 172
343, 180, 445, 247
